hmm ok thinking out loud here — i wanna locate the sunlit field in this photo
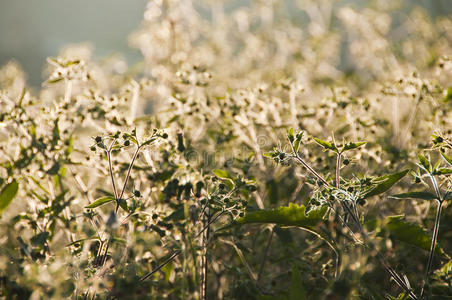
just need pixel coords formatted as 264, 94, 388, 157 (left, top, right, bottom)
0, 1, 451, 299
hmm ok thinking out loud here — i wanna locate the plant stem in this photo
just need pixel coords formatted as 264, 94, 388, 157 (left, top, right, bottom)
140, 210, 227, 283
106, 139, 119, 198
288, 135, 329, 186
139, 250, 182, 282
336, 153, 341, 189
291, 153, 329, 186
257, 227, 274, 282
201, 212, 211, 300
420, 200, 443, 299
289, 146, 417, 298
116, 145, 141, 213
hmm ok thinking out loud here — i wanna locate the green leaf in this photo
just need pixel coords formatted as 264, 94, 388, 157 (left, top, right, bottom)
289, 265, 306, 300
386, 293, 410, 300
141, 137, 157, 147
342, 141, 366, 151
287, 128, 295, 142
237, 203, 327, 228
293, 139, 301, 153
391, 191, 438, 201
45, 77, 64, 84
384, 216, 447, 258
443, 86, 452, 102
313, 137, 337, 152
0, 180, 19, 214
118, 199, 128, 212
361, 169, 409, 199
164, 207, 185, 222
213, 169, 232, 179
441, 152, 452, 167
418, 154, 431, 172
436, 168, 452, 175
66, 236, 100, 247
263, 152, 275, 158
31, 231, 50, 246
293, 131, 303, 153
85, 196, 115, 209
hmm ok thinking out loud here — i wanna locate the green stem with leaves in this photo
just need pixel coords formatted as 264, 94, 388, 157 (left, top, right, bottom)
287, 134, 417, 299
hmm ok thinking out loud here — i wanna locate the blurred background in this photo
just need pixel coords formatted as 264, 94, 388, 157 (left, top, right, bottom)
0, 0, 147, 86
0, 0, 451, 86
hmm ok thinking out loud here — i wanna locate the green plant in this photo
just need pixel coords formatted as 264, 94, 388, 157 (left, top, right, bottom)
0, 1, 451, 299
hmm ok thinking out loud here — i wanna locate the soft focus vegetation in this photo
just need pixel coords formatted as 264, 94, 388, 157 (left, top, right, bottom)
0, 1, 451, 299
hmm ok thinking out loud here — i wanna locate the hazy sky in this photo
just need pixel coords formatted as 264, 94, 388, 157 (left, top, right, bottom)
0, 0, 147, 85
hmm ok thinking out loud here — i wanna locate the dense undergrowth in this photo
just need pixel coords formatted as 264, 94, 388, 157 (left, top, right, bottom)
0, 1, 451, 299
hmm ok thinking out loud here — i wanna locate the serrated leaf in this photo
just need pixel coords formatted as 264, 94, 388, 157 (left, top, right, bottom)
313, 137, 337, 152
213, 169, 232, 179
384, 216, 447, 258
361, 169, 409, 199
342, 141, 366, 151
237, 203, 327, 228
391, 191, 438, 201
85, 196, 115, 209
289, 265, 306, 300
0, 180, 19, 214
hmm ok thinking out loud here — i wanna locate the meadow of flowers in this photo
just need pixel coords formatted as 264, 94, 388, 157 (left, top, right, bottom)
0, 1, 451, 299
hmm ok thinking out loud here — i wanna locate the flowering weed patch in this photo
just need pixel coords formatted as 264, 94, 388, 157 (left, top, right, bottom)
0, 1, 451, 299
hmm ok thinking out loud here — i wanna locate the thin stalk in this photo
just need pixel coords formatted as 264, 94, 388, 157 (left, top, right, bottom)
139, 249, 182, 281
257, 228, 274, 282
201, 212, 211, 300
116, 144, 141, 213
289, 141, 329, 187
106, 140, 119, 200
195, 211, 226, 239
336, 153, 341, 189
101, 239, 111, 266
429, 174, 441, 201
94, 240, 104, 266
293, 154, 328, 186
420, 200, 443, 299
140, 210, 227, 283
97, 140, 119, 268
100, 140, 140, 267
